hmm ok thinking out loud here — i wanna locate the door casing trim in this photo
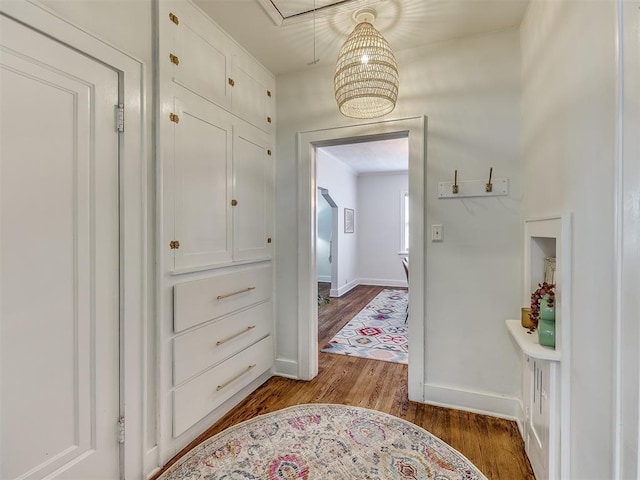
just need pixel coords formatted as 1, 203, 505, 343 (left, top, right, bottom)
296, 116, 426, 402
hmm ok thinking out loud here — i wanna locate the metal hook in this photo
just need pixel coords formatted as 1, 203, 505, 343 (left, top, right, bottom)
486, 167, 493, 192
452, 170, 459, 194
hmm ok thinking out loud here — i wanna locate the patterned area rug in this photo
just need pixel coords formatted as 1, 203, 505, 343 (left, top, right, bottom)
321, 289, 408, 364
157, 404, 488, 480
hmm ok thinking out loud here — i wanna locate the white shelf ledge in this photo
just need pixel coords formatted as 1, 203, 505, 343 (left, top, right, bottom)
506, 319, 561, 362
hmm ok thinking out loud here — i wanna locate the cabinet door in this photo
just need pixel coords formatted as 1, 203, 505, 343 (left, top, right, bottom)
173, 95, 233, 269
232, 122, 273, 262
231, 51, 274, 133
164, 1, 232, 110
528, 358, 550, 480
522, 355, 532, 447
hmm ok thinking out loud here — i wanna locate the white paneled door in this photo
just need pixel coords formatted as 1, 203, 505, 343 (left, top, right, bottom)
0, 15, 120, 480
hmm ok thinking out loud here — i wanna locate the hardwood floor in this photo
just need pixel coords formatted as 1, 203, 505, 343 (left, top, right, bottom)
154, 284, 534, 480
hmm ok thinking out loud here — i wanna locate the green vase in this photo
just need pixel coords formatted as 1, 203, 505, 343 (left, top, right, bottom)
538, 293, 556, 348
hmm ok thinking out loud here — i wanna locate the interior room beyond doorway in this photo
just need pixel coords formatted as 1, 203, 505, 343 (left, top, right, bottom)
315, 136, 410, 366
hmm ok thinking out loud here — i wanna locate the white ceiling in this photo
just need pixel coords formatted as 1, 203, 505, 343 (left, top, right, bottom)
319, 137, 408, 174
194, 0, 529, 75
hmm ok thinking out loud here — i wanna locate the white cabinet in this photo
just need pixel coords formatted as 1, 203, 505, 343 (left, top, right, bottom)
524, 356, 560, 480
507, 320, 561, 480
173, 264, 272, 333
160, 1, 274, 272
165, 1, 232, 110
157, 0, 276, 463
160, 0, 274, 133
508, 215, 571, 479
171, 264, 274, 437
171, 93, 233, 269
231, 49, 274, 134
173, 335, 273, 436
167, 90, 273, 271
232, 122, 273, 261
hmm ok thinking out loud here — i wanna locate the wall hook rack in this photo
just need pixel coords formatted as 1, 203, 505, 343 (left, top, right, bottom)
438, 168, 508, 199
486, 167, 493, 192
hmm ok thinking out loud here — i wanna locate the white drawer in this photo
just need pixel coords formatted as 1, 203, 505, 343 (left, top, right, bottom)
173, 335, 273, 437
173, 264, 272, 332
173, 301, 272, 385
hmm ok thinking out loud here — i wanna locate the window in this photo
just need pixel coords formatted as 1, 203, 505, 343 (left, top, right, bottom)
400, 191, 409, 253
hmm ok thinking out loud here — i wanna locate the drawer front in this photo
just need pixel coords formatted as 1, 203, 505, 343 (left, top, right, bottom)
173, 301, 272, 385
173, 264, 272, 332
173, 335, 273, 437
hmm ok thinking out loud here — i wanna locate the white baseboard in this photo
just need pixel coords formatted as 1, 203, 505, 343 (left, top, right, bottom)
317, 275, 331, 283
358, 278, 408, 288
144, 446, 159, 479
273, 357, 299, 379
423, 383, 520, 421
331, 279, 358, 297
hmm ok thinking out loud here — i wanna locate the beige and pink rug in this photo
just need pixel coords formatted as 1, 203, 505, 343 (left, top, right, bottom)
158, 403, 487, 480
321, 289, 408, 364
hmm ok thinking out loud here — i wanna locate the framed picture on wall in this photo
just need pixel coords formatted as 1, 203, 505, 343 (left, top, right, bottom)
344, 208, 354, 233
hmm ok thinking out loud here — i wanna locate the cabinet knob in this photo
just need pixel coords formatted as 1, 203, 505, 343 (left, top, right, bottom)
169, 53, 180, 66
231, 199, 238, 206
267, 237, 272, 244
228, 78, 235, 87
267, 116, 272, 123
169, 12, 179, 25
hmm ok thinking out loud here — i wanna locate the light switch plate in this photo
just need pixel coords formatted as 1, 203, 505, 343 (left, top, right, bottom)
432, 224, 443, 242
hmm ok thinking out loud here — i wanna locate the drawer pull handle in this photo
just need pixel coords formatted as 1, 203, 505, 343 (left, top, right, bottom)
216, 364, 256, 391
216, 286, 256, 300
216, 325, 256, 346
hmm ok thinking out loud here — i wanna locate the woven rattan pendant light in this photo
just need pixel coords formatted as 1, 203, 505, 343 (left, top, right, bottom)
334, 9, 399, 119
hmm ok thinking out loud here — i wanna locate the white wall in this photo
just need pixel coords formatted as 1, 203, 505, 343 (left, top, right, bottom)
316, 189, 332, 282
317, 149, 358, 295
275, 27, 522, 414
357, 172, 408, 287
521, 1, 617, 477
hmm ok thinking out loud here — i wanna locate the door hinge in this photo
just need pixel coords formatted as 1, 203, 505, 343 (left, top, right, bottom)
170, 240, 180, 249
115, 104, 124, 132
118, 416, 125, 444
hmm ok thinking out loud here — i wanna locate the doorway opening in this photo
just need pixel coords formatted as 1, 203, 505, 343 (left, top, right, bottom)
297, 116, 426, 402
317, 187, 338, 294
315, 137, 410, 365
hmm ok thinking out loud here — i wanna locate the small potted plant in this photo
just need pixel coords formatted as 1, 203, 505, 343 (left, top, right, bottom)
529, 282, 555, 328
530, 282, 556, 348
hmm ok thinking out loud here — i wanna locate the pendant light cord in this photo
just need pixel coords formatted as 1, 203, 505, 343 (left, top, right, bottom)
308, 0, 320, 65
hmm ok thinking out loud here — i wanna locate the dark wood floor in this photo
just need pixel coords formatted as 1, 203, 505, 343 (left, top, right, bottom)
154, 284, 534, 480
